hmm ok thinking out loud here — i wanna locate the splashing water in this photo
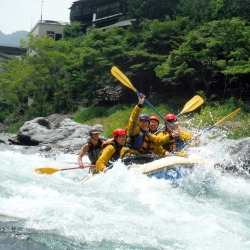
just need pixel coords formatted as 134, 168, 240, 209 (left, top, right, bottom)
0, 138, 250, 250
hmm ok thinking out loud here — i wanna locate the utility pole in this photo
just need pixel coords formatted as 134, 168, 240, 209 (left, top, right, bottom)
41, 0, 44, 21
30, 17, 33, 30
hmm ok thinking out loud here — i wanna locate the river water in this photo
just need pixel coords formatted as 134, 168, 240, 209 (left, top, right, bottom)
0, 137, 250, 250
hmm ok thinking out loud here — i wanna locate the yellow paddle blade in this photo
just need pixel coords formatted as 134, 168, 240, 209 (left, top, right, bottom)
111, 66, 137, 92
179, 95, 204, 115
35, 167, 59, 175
214, 108, 241, 126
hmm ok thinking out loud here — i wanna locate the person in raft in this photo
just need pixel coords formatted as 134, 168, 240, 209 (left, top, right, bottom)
148, 115, 160, 134
148, 115, 173, 156
78, 128, 105, 173
124, 94, 179, 157
159, 113, 200, 154
95, 128, 127, 173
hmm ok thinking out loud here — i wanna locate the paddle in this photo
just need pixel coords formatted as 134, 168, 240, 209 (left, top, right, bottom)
111, 66, 175, 130
35, 165, 96, 175
154, 95, 204, 135
177, 95, 204, 118
171, 108, 242, 153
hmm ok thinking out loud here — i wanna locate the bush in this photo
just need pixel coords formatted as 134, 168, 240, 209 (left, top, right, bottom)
74, 106, 109, 123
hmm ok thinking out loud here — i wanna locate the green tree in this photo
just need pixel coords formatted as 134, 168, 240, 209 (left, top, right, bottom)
213, 0, 250, 22
155, 18, 250, 101
176, 0, 214, 23
175, 0, 250, 23
26, 35, 75, 114
63, 21, 85, 39
0, 59, 36, 114
126, 0, 179, 21
117, 18, 191, 99
73, 27, 130, 104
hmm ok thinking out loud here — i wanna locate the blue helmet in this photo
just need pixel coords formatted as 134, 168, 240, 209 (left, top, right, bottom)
139, 114, 150, 122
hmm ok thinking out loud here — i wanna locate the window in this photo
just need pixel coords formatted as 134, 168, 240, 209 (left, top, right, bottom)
47, 31, 55, 39
55, 33, 62, 41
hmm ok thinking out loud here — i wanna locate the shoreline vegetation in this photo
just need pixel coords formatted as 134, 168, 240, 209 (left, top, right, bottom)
3, 98, 250, 140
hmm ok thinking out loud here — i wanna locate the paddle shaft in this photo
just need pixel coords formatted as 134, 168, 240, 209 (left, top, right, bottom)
135, 90, 175, 130
171, 108, 241, 153
35, 164, 96, 175
111, 66, 204, 134
111, 66, 175, 129
61, 165, 95, 171
170, 126, 214, 154
154, 95, 204, 135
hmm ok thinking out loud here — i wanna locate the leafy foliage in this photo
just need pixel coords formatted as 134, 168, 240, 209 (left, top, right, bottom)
73, 101, 249, 139
155, 18, 250, 101
126, 0, 178, 21
0, 0, 250, 129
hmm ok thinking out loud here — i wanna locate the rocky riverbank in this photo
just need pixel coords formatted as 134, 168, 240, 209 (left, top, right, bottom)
0, 114, 105, 155
0, 114, 249, 175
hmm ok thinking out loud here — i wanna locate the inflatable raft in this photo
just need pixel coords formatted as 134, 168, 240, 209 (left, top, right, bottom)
129, 154, 205, 180
80, 154, 205, 184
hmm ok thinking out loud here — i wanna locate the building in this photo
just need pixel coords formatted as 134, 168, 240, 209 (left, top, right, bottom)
29, 20, 69, 40
29, 1, 132, 38
70, 0, 132, 32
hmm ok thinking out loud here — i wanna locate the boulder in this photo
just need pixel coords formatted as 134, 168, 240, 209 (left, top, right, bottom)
7, 114, 105, 154
215, 137, 250, 174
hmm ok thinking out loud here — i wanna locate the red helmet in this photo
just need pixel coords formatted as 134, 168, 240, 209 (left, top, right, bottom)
150, 115, 159, 122
165, 113, 177, 121
113, 128, 126, 137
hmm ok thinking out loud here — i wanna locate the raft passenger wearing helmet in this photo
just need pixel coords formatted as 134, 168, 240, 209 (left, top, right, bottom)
125, 94, 179, 157
148, 115, 172, 157
78, 128, 105, 173
96, 128, 127, 173
159, 114, 200, 154
149, 116, 160, 134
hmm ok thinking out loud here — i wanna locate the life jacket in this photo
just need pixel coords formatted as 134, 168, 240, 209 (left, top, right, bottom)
149, 129, 157, 134
87, 138, 105, 164
162, 131, 184, 152
126, 129, 155, 154
102, 138, 123, 167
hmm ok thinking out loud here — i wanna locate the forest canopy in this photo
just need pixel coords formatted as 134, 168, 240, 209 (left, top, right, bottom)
0, 0, 249, 122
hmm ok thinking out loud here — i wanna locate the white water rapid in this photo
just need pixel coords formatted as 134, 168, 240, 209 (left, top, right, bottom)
0, 137, 250, 250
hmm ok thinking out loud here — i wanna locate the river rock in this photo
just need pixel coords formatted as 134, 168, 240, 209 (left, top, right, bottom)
215, 137, 250, 174
0, 115, 249, 175
6, 114, 105, 154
